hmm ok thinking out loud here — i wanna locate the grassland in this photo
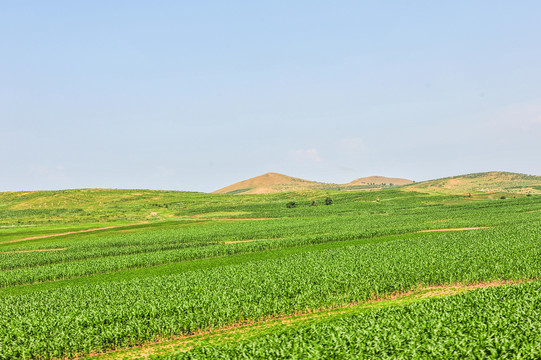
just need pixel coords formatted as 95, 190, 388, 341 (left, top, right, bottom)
405, 171, 541, 195
0, 184, 540, 359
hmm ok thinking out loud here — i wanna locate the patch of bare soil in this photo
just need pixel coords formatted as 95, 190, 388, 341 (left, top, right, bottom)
1, 222, 149, 244
418, 227, 488, 233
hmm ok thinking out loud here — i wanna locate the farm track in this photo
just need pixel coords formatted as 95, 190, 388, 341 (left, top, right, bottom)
89, 278, 531, 360
0, 222, 149, 244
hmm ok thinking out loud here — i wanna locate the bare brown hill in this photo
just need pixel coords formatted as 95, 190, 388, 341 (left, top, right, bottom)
405, 171, 541, 194
213, 173, 413, 195
212, 173, 337, 195
348, 176, 413, 186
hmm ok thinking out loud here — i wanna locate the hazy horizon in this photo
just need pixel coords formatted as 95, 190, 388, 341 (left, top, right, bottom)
2, 2, 541, 192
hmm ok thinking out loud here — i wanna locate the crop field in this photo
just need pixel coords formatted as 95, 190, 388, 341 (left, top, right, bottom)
0, 188, 540, 359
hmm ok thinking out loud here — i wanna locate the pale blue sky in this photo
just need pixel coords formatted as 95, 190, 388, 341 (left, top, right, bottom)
2, 1, 540, 192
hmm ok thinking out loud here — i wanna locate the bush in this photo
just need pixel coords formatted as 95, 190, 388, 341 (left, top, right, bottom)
325, 197, 333, 206
311, 201, 318, 206
500, 196, 506, 200
286, 201, 297, 208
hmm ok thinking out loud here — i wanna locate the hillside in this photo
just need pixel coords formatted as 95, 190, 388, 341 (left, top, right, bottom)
347, 176, 413, 186
405, 171, 541, 194
212, 172, 338, 195
213, 173, 414, 194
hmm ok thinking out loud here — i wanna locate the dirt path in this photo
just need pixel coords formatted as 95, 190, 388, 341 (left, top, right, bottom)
88, 278, 532, 360
418, 227, 488, 233
0, 222, 149, 244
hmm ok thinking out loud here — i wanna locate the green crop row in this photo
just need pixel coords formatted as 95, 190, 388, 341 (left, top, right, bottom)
0, 222, 540, 358
173, 280, 541, 359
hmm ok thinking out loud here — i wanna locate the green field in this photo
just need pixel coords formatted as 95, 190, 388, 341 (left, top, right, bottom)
0, 187, 540, 359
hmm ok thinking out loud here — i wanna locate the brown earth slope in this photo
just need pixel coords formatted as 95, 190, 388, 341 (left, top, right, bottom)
213, 173, 413, 195
212, 173, 337, 195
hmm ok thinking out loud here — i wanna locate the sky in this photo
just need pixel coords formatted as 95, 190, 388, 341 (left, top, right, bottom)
1, 1, 541, 192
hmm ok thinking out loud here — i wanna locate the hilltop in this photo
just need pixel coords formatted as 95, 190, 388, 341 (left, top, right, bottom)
213, 173, 412, 194
405, 171, 541, 194
348, 176, 413, 186
212, 173, 338, 194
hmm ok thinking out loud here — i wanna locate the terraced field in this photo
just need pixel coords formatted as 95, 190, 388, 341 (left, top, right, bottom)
0, 188, 540, 358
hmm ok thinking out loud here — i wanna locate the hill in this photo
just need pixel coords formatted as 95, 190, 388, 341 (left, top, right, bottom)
213, 173, 413, 194
405, 171, 541, 194
347, 176, 413, 186
212, 172, 338, 194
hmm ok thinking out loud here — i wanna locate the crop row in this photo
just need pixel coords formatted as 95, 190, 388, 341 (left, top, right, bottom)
0, 231, 389, 287
172, 280, 541, 359
0, 222, 540, 358
2, 199, 531, 270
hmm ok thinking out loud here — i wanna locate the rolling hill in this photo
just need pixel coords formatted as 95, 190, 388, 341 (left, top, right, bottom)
347, 176, 413, 186
213, 173, 413, 194
212, 173, 338, 194
404, 171, 541, 194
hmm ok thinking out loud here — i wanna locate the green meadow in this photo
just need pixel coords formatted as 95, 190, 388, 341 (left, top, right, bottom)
0, 187, 540, 359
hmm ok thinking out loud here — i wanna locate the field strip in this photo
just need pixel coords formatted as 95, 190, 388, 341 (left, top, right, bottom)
0, 222, 149, 244
89, 278, 532, 360
418, 227, 489, 233
1, 248, 66, 253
